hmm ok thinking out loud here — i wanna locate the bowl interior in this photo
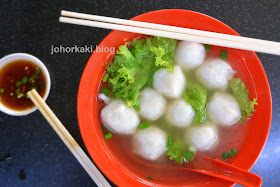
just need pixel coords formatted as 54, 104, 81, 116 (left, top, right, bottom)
77, 9, 271, 186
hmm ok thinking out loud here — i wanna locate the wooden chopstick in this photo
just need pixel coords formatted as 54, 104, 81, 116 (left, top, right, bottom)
61, 10, 279, 48
27, 89, 111, 187
59, 11, 280, 56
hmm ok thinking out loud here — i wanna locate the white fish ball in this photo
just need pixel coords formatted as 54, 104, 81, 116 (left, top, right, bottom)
196, 58, 235, 89
153, 65, 186, 98
166, 98, 195, 127
175, 41, 206, 70
132, 126, 167, 160
208, 92, 241, 125
185, 123, 218, 151
139, 88, 166, 120
101, 100, 139, 134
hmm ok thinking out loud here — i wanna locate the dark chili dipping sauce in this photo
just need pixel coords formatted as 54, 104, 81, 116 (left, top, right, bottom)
0, 60, 46, 111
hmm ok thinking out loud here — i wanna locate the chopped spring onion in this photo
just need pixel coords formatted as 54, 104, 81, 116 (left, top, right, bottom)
220, 50, 228, 59
15, 81, 22, 88
204, 44, 211, 50
146, 175, 152, 180
139, 122, 150, 129
222, 148, 238, 160
101, 88, 109, 95
104, 133, 112, 140
0, 87, 5, 94
167, 136, 172, 148
34, 68, 41, 75
29, 74, 38, 84
101, 125, 110, 133
102, 73, 109, 82
22, 76, 28, 85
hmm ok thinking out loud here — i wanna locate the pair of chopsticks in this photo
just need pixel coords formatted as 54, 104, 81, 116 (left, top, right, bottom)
59, 10, 280, 56
27, 89, 111, 187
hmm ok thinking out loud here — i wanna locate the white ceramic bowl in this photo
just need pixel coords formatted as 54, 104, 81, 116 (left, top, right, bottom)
0, 53, 51, 116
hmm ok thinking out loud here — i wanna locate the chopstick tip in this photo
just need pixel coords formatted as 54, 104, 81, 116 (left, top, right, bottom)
27, 90, 32, 97
59, 17, 64, 22
61, 10, 66, 15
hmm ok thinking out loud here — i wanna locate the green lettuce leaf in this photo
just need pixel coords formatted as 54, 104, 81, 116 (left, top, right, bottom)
229, 78, 258, 119
182, 84, 207, 123
106, 36, 177, 109
166, 137, 196, 165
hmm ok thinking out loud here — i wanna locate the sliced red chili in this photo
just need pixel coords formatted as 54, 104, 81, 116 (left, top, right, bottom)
21, 85, 27, 93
